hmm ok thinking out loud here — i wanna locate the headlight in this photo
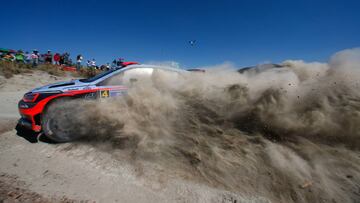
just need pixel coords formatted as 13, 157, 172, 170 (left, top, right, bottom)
23, 93, 40, 103
19, 103, 29, 108
23, 91, 62, 103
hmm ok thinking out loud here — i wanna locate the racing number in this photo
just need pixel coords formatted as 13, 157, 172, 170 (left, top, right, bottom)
100, 90, 110, 98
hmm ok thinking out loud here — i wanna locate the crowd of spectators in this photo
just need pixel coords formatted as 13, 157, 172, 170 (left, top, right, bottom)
0, 48, 89, 70
0, 49, 77, 67
1, 48, 131, 72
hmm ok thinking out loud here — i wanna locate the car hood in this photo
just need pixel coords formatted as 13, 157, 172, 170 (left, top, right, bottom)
30, 79, 88, 93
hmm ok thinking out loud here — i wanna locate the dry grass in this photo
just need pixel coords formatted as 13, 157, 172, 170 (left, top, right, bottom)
72, 67, 102, 78
0, 61, 33, 78
38, 64, 66, 77
0, 61, 102, 79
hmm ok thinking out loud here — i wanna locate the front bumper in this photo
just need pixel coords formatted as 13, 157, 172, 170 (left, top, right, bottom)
18, 100, 42, 132
17, 118, 33, 130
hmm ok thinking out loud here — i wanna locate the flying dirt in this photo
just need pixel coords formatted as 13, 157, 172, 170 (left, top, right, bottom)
45, 48, 360, 202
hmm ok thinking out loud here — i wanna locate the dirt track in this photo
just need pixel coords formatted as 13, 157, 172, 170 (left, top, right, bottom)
1, 52, 360, 203
0, 72, 258, 203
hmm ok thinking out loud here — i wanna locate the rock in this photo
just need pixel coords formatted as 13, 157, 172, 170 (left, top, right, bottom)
300, 180, 312, 189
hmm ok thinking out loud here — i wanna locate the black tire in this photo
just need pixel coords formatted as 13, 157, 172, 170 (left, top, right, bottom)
41, 98, 81, 143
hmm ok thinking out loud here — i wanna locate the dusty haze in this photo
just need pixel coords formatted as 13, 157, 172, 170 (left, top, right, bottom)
46, 48, 360, 202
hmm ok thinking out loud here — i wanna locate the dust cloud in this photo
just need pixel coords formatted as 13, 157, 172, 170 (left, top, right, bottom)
56, 48, 360, 203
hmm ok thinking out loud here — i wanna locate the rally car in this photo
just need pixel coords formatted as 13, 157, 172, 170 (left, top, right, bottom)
17, 65, 187, 142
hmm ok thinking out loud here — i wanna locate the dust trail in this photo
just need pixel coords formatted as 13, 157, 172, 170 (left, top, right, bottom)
57, 48, 360, 203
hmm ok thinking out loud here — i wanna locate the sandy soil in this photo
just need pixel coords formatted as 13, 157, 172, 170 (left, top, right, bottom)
1, 62, 359, 203
0, 72, 256, 203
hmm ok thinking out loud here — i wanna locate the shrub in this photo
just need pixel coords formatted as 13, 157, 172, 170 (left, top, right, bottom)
73, 67, 102, 78
37, 64, 65, 77
0, 61, 103, 79
0, 61, 32, 78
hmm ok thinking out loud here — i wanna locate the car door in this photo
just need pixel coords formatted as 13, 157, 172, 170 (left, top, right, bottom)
96, 67, 154, 98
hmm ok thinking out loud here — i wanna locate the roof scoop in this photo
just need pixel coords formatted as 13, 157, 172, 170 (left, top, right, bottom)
49, 82, 75, 88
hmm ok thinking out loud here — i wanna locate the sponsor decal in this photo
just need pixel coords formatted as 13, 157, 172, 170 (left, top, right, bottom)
110, 90, 126, 97
84, 92, 97, 99
100, 90, 110, 98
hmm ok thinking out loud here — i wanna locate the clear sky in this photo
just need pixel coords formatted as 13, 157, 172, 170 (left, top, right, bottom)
0, 0, 359, 68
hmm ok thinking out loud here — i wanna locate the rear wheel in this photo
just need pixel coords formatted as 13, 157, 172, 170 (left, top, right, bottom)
41, 98, 81, 143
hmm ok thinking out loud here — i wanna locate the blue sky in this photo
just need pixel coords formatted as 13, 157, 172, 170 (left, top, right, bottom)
0, 0, 359, 68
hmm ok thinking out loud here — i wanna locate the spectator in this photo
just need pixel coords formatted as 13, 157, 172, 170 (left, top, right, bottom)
60, 52, 70, 65
90, 59, 96, 68
39, 53, 45, 64
68, 58, 73, 65
25, 51, 31, 64
3, 52, 15, 61
76, 54, 83, 71
15, 50, 25, 63
100, 63, 110, 71
64, 52, 70, 65
45, 50, 52, 64
117, 58, 124, 67
53, 53, 60, 65
111, 59, 117, 69
31, 50, 39, 67
59, 54, 64, 65
86, 60, 91, 68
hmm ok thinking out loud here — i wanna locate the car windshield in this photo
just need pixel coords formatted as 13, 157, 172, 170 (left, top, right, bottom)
79, 69, 118, 83
96, 67, 154, 86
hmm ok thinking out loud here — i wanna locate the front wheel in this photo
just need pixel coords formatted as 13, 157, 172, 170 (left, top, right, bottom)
41, 98, 82, 143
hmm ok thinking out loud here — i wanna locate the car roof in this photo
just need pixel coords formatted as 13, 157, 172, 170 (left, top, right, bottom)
89, 64, 186, 84
121, 64, 186, 72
